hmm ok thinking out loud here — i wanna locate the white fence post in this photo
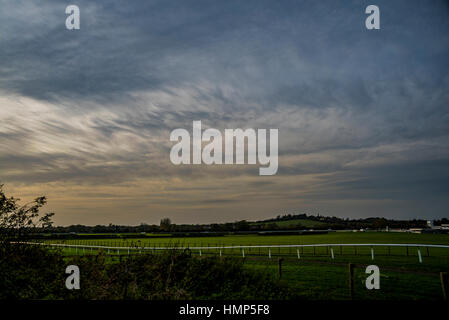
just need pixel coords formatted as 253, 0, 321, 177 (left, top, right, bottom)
297, 248, 300, 259
418, 248, 422, 263
269, 248, 271, 259
242, 249, 245, 258
371, 247, 374, 260
330, 247, 334, 259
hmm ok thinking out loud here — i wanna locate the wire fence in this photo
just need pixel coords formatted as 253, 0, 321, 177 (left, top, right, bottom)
18, 241, 449, 263
15, 241, 449, 300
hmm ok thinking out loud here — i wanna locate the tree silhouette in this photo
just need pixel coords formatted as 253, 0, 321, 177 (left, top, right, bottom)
160, 217, 172, 232
0, 184, 54, 242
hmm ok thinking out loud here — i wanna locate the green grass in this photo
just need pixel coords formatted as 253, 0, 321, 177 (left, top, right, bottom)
42, 231, 449, 247
38, 232, 449, 300
246, 258, 446, 300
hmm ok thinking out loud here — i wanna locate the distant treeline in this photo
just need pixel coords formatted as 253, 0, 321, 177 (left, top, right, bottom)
28, 213, 448, 235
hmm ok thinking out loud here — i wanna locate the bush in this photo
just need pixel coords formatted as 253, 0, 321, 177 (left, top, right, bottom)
0, 244, 66, 299
0, 246, 293, 300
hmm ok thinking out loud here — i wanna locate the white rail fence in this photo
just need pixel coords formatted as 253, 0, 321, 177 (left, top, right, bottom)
18, 241, 449, 263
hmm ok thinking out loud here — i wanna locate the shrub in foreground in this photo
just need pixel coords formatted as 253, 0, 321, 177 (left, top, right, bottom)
0, 245, 293, 300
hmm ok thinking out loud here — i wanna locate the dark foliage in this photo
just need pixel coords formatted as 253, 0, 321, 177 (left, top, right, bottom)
0, 246, 293, 300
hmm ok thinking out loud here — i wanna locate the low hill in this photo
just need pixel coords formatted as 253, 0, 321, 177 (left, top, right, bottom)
252, 218, 327, 229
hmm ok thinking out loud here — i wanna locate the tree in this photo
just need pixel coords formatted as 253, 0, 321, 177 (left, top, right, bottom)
0, 184, 63, 299
160, 218, 172, 232
0, 184, 54, 242
234, 220, 250, 231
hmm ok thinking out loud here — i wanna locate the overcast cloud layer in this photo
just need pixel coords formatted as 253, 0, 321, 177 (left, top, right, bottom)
1, 0, 448, 225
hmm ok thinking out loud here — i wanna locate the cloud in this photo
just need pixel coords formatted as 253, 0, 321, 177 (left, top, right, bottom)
0, 0, 448, 224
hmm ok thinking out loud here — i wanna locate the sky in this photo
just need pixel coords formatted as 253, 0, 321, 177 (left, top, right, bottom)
0, 0, 448, 226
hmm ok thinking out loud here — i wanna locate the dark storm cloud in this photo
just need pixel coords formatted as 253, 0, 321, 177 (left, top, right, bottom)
0, 0, 449, 223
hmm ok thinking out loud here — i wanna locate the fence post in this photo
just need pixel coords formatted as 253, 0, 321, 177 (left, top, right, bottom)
426, 246, 430, 257
278, 258, 284, 280
348, 263, 354, 300
330, 247, 334, 259
417, 248, 422, 263
371, 247, 374, 260
406, 246, 409, 256
441, 272, 448, 301
313, 246, 316, 256
297, 248, 300, 259
269, 248, 271, 259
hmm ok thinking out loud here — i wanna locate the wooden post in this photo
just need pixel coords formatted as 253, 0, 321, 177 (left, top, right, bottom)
441, 272, 448, 301
348, 263, 354, 300
278, 258, 284, 280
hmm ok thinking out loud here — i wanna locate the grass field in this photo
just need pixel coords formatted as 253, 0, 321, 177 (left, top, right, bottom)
41, 231, 449, 249
39, 232, 449, 300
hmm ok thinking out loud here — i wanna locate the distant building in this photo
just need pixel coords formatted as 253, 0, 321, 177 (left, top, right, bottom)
427, 220, 434, 228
